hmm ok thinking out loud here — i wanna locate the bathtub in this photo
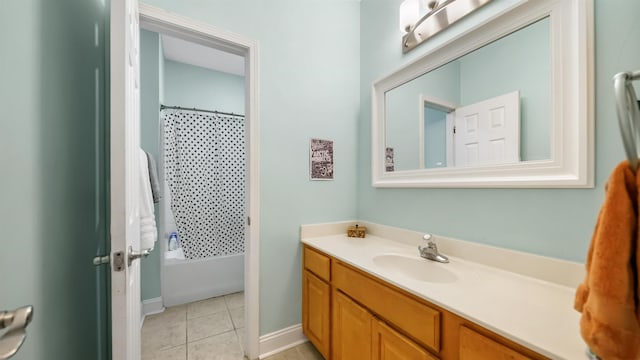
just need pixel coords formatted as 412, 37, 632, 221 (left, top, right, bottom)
159, 168, 245, 306
162, 252, 244, 307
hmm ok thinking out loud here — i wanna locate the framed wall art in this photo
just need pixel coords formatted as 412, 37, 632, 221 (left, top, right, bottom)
310, 138, 334, 180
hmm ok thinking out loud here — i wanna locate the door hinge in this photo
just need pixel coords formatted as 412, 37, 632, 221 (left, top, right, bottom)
247, 216, 251, 226
453, 126, 456, 134
92, 254, 110, 266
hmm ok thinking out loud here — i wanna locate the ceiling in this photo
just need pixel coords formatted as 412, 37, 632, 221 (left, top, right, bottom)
160, 34, 245, 76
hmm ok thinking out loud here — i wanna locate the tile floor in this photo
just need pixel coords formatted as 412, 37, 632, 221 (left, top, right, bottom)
141, 292, 323, 360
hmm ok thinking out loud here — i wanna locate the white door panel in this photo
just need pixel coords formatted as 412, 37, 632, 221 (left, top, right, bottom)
454, 91, 520, 167
111, 0, 141, 359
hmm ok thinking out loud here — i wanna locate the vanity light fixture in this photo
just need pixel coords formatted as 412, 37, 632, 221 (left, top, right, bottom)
400, 0, 493, 53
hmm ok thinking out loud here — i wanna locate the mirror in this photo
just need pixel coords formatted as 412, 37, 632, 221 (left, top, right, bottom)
372, 0, 593, 188
386, 18, 550, 171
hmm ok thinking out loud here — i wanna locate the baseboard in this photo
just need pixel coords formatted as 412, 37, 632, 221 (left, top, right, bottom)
140, 297, 165, 329
258, 324, 307, 359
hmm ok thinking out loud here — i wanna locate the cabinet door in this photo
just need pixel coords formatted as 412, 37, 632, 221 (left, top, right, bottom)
459, 326, 532, 360
372, 320, 438, 360
333, 261, 441, 352
303, 270, 331, 358
332, 290, 372, 360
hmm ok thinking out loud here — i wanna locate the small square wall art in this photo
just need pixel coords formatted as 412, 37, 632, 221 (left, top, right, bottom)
310, 138, 334, 180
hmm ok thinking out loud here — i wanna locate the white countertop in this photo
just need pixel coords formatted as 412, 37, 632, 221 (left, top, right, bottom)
301, 233, 587, 360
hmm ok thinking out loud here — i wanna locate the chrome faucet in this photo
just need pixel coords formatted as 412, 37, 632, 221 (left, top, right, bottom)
418, 234, 449, 263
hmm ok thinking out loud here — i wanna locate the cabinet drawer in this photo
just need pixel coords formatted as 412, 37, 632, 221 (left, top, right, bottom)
459, 326, 532, 360
304, 246, 331, 281
333, 261, 441, 352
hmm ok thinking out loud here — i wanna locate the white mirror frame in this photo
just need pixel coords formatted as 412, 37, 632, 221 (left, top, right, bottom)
372, 0, 594, 188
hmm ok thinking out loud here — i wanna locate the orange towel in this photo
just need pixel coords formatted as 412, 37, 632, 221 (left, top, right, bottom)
575, 161, 640, 359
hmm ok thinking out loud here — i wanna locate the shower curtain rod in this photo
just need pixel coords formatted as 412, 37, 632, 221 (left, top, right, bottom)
160, 104, 245, 118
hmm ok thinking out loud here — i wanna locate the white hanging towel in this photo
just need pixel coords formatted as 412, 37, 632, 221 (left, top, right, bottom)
139, 149, 158, 251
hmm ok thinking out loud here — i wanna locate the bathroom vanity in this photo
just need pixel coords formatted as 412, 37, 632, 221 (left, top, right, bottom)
301, 222, 586, 359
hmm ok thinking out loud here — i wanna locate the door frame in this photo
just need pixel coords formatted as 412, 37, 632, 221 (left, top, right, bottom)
137, 3, 261, 359
418, 94, 457, 169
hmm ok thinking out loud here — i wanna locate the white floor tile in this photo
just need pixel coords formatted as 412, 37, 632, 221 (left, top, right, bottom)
144, 305, 187, 329
142, 321, 187, 354
187, 330, 244, 360
187, 311, 234, 343
224, 292, 244, 310
229, 307, 244, 329
143, 295, 255, 360
187, 297, 227, 320
142, 345, 186, 360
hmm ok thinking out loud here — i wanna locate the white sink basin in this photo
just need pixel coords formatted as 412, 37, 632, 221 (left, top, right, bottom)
372, 254, 458, 283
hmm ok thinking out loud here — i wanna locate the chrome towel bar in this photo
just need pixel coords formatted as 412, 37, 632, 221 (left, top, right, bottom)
614, 70, 640, 172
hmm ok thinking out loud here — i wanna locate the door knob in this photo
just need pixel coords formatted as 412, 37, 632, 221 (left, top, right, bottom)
128, 246, 151, 266
112, 246, 153, 272
0, 306, 34, 359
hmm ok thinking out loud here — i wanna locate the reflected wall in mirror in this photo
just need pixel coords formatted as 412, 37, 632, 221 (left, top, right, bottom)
386, 18, 550, 171
372, 0, 593, 188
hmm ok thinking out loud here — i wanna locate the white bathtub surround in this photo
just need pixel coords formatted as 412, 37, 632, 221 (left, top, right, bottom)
300, 221, 587, 359
162, 253, 244, 307
165, 247, 185, 260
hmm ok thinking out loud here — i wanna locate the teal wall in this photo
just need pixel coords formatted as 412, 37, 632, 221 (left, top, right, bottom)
165, 60, 245, 114
358, 0, 640, 263
0, 0, 109, 359
140, 29, 163, 301
141, 0, 361, 335
159, 36, 165, 103
424, 107, 448, 168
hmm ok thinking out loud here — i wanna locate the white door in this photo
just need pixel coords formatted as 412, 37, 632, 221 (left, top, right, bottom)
453, 91, 520, 167
110, 0, 141, 359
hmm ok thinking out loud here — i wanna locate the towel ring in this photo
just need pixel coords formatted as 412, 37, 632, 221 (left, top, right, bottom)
614, 71, 640, 172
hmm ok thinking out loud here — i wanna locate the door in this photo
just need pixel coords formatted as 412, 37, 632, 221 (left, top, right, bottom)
453, 91, 520, 167
2, 0, 109, 359
332, 290, 372, 360
110, 0, 142, 359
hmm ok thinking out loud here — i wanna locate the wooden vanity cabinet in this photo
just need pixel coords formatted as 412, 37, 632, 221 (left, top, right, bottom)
372, 320, 438, 360
458, 326, 532, 360
332, 290, 372, 360
332, 260, 440, 353
332, 289, 436, 360
302, 247, 331, 358
302, 244, 547, 360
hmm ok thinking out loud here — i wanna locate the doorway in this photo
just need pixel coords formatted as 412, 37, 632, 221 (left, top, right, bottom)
138, 4, 260, 359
